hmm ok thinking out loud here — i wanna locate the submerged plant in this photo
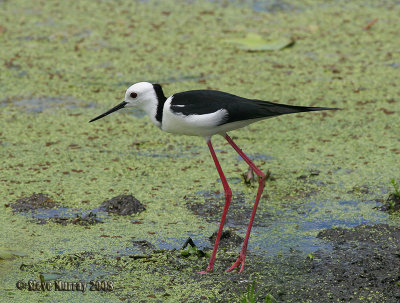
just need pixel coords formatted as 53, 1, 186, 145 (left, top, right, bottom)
265, 293, 277, 303
238, 280, 258, 303
385, 179, 400, 211
180, 237, 207, 258
390, 179, 400, 198
237, 280, 276, 303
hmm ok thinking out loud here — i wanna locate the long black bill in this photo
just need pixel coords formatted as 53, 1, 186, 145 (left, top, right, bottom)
89, 101, 128, 123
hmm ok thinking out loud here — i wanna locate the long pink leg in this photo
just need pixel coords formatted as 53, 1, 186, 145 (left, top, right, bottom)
224, 133, 266, 273
199, 137, 232, 274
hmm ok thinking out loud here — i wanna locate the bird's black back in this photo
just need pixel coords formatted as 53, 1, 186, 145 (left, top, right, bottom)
170, 90, 336, 125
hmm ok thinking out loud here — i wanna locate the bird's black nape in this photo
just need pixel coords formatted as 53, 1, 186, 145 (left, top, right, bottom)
153, 83, 167, 123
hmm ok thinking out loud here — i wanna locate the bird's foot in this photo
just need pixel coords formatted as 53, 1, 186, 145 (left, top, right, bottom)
198, 266, 213, 274
226, 253, 246, 273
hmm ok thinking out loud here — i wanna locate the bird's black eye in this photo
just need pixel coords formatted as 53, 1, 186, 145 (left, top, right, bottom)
130, 92, 137, 98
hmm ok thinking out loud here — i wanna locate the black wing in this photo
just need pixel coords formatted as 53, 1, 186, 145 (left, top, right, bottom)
170, 90, 337, 125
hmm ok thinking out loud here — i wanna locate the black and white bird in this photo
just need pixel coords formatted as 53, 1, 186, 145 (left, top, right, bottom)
90, 82, 338, 273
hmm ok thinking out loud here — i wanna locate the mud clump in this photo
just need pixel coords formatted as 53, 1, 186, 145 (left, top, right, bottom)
130, 240, 155, 251
100, 195, 145, 215
11, 193, 58, 212
297, 169, 321, 180
10, 193, 102, 225
209, 230, 243, 249
45, 212, 103, 226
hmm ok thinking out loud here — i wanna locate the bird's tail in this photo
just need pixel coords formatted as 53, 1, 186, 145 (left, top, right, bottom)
255, 100, 340, 117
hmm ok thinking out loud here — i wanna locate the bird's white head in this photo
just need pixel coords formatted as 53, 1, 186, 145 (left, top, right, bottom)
124, 82, 156, 108
89, 81, 165, 125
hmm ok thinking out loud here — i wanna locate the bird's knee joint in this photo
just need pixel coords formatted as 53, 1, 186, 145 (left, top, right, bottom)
225, 188, 232, 198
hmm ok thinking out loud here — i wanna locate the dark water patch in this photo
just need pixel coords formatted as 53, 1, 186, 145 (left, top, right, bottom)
236, 153, 274, 162
130, 240, 155, 251
388, 62, 400, 68
217, 177, 242, 184
210, 0, 294, 12
135, 146, 202, 158
129, 108, 147, 118
298, 216, 372, 232
156, 74, 209, 84
100, 194, 145, 216
2, 96, 95, 112
92, 105, 147, 118
96, 144, 201, 158
299, 199, 386, 230
331, 167, 355, 175
347, 184, 373, 194
0, 248, 27, 261
135, 151, 194, 158
118, 240, 156, 257
246, 197, 386, 258
22, 207, 105, 225
185, 190, 272, 227
38, 211, 103, 226
19, 251, 119, 282
186, 189, 386, 260
296, 169, 320, 180
295, 170, 328, 190
115, 74, 208, 87
146, 235, 212, 252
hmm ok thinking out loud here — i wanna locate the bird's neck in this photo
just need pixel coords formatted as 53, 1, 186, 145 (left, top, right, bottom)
142, 84, 167, 128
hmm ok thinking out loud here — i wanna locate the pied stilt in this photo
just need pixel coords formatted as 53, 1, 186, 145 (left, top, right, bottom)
90, 82, 338, 273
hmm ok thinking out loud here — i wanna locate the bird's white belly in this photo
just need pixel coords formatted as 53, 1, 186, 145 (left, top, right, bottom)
161, 109, 224, 137
161, 99, 264, 137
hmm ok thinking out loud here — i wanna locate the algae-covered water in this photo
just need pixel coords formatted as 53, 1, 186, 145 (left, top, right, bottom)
1, 0, 400, 302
